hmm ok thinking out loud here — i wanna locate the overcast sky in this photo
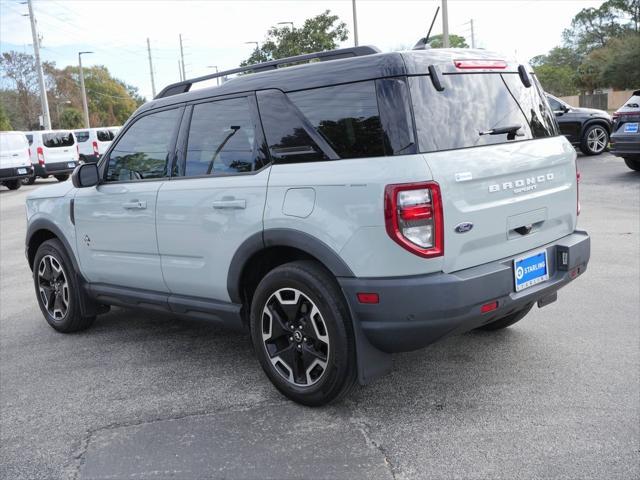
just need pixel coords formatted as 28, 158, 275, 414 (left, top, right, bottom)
1, 0, 605, 100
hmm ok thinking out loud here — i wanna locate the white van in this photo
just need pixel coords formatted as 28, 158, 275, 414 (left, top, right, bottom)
74, 128, 117, 163
24, 130, 79, 183
0, 131, 33, 190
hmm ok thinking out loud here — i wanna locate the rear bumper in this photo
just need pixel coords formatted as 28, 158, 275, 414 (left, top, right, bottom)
0, 165, 33, 181
339, 230, 590, 354
79, 154, 101, 163
34, 161, 78, 177
610, 133, 640, 157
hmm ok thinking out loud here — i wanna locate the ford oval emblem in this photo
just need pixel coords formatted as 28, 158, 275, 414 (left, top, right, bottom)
454, 222, 474, 234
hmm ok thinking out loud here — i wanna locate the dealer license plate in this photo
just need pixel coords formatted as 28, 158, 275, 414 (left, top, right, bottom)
624, 122, 638, 133
17, 168, 27, 174
67, 162, 76, 168
514, 250, 549, 292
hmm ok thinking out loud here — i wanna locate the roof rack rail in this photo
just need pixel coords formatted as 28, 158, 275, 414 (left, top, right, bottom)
155, 45, 381, 99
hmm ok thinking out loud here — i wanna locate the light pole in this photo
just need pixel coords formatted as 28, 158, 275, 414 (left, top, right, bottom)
245, 41, 259, 51
206, 65, 220, 86
441, 0, 450, 48
277, 21, 294, 30
78, 51, 93, 128
352, 0, 359, 46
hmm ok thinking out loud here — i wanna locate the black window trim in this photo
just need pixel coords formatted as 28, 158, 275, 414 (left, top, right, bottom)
169, 92, 273, 181
98, 104, 186, 184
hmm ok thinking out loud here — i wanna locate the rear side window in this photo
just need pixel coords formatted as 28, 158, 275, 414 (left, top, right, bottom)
105, 108, 182, 182
288, 81, 387, 159
26, 134, 33, 146
410, 73, 557, 152
75, 131, 90, 142
97, 130, 115, 142
0, 133, 28, 151
42, 132, 75, 148
185, 97, 263, 176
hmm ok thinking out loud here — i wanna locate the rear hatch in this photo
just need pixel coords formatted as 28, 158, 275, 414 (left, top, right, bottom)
611, 90, 640, 151
41, 131, 78, 164
409, 68, 577, 273
0, 133, 31, 169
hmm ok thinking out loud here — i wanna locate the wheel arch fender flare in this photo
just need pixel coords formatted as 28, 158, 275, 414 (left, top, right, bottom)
580, 118, 611, 139
26, 218, 80, 274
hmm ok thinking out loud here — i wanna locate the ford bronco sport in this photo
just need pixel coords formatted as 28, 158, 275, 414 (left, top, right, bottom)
25, 46, 590, 406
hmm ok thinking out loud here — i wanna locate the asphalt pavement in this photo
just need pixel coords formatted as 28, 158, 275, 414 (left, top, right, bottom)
1, 152, 638, 479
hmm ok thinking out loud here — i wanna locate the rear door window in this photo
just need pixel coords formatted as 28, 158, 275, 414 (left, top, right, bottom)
42, 132, 75, 148
410, 73, 557, 152
97, 130, 115, 142
288, 81, 387, 159
75, 131, 90, 142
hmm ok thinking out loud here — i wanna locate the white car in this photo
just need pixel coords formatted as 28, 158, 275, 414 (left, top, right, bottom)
0, 131, 33, 190
24, 130, 80, 184
74, 128, 117, 163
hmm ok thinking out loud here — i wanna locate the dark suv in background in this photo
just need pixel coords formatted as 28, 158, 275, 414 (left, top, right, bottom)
610, 90, 640, 171
545, 94, 612, 156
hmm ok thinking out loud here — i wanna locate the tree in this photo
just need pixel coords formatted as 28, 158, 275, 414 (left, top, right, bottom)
533, 65, 578, 96
0, 51, 40, 130
598, 34, 640, 89
0, 102, 12, 130
59, 108, 83, 129
241, 10, 348, 66
427, 34, 468, 48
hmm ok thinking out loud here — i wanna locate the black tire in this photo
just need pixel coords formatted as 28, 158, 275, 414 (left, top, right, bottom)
477, 303, 534, 331
579, 124, 609, 156
79, 155, 86, 164
54, 174, 69, 182
33, 239, 95, 333
22, 175, 36, 185
250, 260, 357, 406
623, 157, 640, 171
4, 180, 21, 190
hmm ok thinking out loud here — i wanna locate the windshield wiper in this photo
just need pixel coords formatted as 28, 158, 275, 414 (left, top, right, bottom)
479, 124, 523, 140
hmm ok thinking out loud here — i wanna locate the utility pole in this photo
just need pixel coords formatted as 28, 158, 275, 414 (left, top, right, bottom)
26, 0, 51, 129
178, 61, 183, 81
470, 19, 475, 48
441, 0, 450, 48
179, 34, 186, 81
78, 51, 92, 128
352, 0, 359, 46
146, 38, 156, 97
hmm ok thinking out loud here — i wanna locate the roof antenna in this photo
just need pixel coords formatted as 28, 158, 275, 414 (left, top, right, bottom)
413, 6, 440, 50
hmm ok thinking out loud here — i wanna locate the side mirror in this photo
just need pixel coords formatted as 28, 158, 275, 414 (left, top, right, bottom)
72, 163, 99, 188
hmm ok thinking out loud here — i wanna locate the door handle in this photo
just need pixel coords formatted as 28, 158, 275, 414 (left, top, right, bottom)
212, 199, 246, 209
122, 200, 147, 210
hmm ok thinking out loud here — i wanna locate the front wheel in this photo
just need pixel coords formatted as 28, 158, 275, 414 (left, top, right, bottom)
3, 180, 21, 190
250, 261, 357, 406
33, 239, 95, 333
579, 124, 609, 156
55, 174, 69, 182
624, 157, 640, 171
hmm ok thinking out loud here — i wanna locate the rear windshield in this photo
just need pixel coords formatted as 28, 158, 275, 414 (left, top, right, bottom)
97, 129, 115, 142
0, 133, 28, 151
42, 132, 75, 148
75, 131, 89, 142
410, 73, 557, 152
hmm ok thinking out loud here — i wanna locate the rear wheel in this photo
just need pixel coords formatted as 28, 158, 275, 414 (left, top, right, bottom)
477, 303, 534, 331
579, 124, 609, 155
33, 239, 95, 333
22, 174, 36, 185
623, 157, 640, 171
54, 174, 69, 182
250, 261, 357, 406
4, 180, 21, 190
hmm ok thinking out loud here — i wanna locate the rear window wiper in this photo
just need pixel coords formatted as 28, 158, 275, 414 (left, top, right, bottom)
479, 124, 523, 140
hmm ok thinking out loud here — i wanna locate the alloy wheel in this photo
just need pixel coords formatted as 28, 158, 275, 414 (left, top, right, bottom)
587, 127, 607, 153
37, 255, 69, 320
261, 288, 330, 387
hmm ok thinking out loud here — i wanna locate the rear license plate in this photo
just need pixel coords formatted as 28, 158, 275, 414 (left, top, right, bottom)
67, 162, 76, 168
514, 250, 549, 292
17, 168, 27, 174
624, 122, 639, 133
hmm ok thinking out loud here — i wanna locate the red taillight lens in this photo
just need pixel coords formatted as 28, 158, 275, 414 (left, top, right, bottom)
92, 141, 99, 156
357, 293, 379, 304
37, 147, 44, 165
481, 301, 499, 314
384, 181, 444, 258
454, 59, 507, 69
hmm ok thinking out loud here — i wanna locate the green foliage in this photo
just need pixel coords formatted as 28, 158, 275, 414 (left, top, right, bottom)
427, 34, 469, 48
0, 102, 12, 130
59, 108, 83, 129
241, 10, 348, 66
533, 0, 639, 94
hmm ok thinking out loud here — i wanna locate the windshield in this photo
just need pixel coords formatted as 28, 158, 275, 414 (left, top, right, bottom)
42, 132, 75, 148
410, 72, 557, 152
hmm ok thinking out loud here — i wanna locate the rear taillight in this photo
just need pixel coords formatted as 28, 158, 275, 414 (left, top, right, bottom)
576, 168, 581, 216
454, 59, 507, 69
92, 141, 99, 156
37, 147, 44, 165
385, 182, 443, 258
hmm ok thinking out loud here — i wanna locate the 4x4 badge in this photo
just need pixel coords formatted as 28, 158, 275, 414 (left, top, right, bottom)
454, 222, 474, 234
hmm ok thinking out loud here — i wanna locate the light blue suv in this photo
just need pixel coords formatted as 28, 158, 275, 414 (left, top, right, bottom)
25, 47, 590, 405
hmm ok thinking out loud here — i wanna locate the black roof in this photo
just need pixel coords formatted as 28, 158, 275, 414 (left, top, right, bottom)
137, 47, 520, 115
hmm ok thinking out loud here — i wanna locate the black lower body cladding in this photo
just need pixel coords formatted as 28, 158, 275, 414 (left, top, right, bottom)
339, 231, 590, 353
